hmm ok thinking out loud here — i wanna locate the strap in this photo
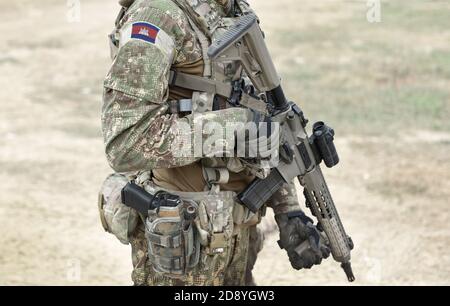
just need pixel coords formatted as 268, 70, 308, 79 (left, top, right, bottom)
184, 14, 212, 77
240, 92, 268, 115
183, 227, 194, 258
115, 7, 127, 27
203, 167, 230, 186
169, 70, 232, 98
169, 71, 268, 115
149, 255, 183, 271
147, 232, 182, 248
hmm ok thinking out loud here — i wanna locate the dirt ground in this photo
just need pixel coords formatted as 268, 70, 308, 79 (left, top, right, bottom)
0, 0, 449, 285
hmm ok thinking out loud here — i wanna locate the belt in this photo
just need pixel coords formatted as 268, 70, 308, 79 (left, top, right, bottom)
129, 172, 263, 228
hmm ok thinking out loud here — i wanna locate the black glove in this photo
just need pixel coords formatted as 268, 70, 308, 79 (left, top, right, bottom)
276, 211, 330, 270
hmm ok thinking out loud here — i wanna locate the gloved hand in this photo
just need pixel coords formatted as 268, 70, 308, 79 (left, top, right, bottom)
235, 109, 280, 160
275, 211, 330, 270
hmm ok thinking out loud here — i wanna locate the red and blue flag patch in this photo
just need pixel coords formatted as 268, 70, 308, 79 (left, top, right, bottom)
131, 22, 160, 44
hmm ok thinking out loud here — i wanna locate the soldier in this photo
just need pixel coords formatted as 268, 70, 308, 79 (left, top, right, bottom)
100, 0, 330, 286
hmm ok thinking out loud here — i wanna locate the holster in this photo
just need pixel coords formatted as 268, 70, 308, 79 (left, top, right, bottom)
132, 172, 263, 278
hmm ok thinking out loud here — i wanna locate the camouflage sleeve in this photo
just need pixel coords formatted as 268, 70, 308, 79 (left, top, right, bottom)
102, 1, 251, 172
102, 88, 251, 172
266, 183, 304, 216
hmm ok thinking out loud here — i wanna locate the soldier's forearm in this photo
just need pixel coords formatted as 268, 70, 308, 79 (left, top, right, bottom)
102, 89, 252, 172
266, 182, 303, 216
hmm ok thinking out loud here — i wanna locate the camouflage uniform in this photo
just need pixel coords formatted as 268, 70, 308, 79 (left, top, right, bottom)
101, 0, 303, 286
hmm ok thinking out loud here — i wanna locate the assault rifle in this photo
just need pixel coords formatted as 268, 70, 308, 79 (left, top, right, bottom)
208, 14, 355, 282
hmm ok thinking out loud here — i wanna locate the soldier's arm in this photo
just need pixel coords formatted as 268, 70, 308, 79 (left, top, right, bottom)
102, 2, 250, 172
266, 183, 304, 215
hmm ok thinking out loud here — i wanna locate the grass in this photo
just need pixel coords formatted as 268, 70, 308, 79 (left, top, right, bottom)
270, 0, 450, 136
382, 1, 450, 32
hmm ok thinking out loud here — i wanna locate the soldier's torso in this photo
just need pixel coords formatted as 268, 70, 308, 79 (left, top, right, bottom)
102, 2, 265, 287
110, 0, 255, 192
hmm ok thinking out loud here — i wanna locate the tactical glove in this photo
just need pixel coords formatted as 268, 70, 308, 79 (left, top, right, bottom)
276, 211, 330, 270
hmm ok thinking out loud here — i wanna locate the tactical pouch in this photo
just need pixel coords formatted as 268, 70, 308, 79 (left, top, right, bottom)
98, 174, 139, 245
139, 174, 261, 283
145, 200, 200, 276
140, 180, 239, 279
196, 192, 235, 255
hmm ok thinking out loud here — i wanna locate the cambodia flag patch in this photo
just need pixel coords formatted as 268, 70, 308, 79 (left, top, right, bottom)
131, 22, 159, 43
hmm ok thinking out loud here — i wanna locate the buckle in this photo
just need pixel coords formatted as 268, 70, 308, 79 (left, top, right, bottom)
169, 70, 178, 87
228, 79, 245, 106
178, 99, 193, 113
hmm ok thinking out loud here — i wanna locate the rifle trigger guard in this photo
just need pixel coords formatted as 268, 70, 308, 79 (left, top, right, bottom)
228, 79, 245, 107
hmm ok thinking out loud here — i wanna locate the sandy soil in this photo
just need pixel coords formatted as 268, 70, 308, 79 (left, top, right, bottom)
0, 0, 449, 285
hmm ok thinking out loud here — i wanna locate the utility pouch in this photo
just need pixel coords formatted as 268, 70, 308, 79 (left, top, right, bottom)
140, 176, 255, 283
145, 199, 200, 277
196, 193, 235, 255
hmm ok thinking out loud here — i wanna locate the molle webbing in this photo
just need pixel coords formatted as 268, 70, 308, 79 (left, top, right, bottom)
171, 0, 214, 39
146, 232, 182, 248
148, 255, 183, 271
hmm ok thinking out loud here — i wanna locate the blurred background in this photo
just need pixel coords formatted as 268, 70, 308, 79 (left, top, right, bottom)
0, 0, 449, 285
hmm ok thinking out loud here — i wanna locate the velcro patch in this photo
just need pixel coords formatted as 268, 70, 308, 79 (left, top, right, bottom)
131, 22, 159, 43
119, 21, 175, 61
